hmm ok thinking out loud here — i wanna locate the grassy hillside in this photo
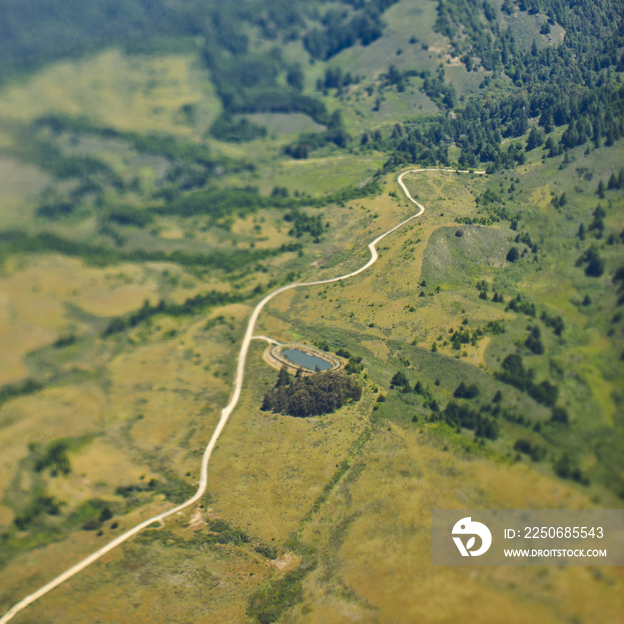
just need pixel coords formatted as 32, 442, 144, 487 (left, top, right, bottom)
0, 0, 623, 622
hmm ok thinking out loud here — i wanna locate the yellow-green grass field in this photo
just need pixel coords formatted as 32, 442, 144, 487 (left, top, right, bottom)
0, 1, 621, 619
1, 160, 623, 623
0, 49, 220, 138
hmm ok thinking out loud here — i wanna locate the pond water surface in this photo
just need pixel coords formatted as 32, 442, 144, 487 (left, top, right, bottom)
281, 348, 332, 371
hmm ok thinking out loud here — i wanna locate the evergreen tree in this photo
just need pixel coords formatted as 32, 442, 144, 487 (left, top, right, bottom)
526, 126, 544, 150
525, 326, 545, 354
506, 247, 520, 262
276, 366, 290, 387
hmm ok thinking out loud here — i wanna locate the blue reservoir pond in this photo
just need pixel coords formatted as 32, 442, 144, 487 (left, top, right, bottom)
281, 349, 332, 371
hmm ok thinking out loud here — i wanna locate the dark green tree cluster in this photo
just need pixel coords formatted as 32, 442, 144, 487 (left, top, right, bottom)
453, 382, 480, 399
540, 311, 565, 336
450, 328, 471, 349
434, 401, 500, 440
484, 320, 506, 334
208, 114, 268, 143
554, 454, 590, 485
613, 266, 624, 306
495, 353, 533, 390
390, 371, 409, 389
303, 0, 399, 60
525, 126, 545, 151
0, 378, 43, 409
607, 169, 624, 190
102, 291, 249, 337
247, 555, 315, 624
524, 326, 545, 355
388, 374, 439, 410
576, 245, 605, 277
207, 519, 249, 546
506, 294, 536, 317
261, 367, 361, 417
380, 95, 532, 172
506, 247, 520, 263
421, 66, 457, 109
514, 439, 546, 462
0, 0, 399, 86
101, 206, 154, 228
0, 0, 206, 82
285, 111, 350, 158
33, 439, 71, 476
436, 0, 622, 90
283, 211, 324, 242
588, 204, 606, 238
316, 67, 360, 94
82, 505, 115, 531
551, 406, 570, 425
334, 349, 364, 374
495, 354, 559, 407
202, 40, 330, 125
477, 188, 501, 206
514, 231, 536, 251
13, 495, 62, 531
150, 185, 295, 221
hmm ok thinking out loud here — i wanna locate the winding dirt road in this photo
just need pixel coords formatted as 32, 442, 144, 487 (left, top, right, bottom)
0, 167, 483, 623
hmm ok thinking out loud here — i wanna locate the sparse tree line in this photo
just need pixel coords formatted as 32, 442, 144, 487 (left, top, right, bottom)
0, 378, 43, 409
102, 291, 248, 337
0, 230, 302, 272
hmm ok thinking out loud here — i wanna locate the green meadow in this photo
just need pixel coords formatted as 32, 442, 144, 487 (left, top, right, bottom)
0, 0, 623, 622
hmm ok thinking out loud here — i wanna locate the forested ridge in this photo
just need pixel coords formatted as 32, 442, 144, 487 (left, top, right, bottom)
0, 0, 397, 82
396, 0, 623, 168
282, 0, 624, 172
388, 0, 624, 170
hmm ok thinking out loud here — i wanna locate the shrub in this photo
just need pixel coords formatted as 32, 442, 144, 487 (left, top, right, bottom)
551, 406, 569, 425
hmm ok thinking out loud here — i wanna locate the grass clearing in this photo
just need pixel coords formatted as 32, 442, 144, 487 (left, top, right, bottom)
0, 157, 51, 227
294, 423, 622, 624
0, 49, 220, 137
